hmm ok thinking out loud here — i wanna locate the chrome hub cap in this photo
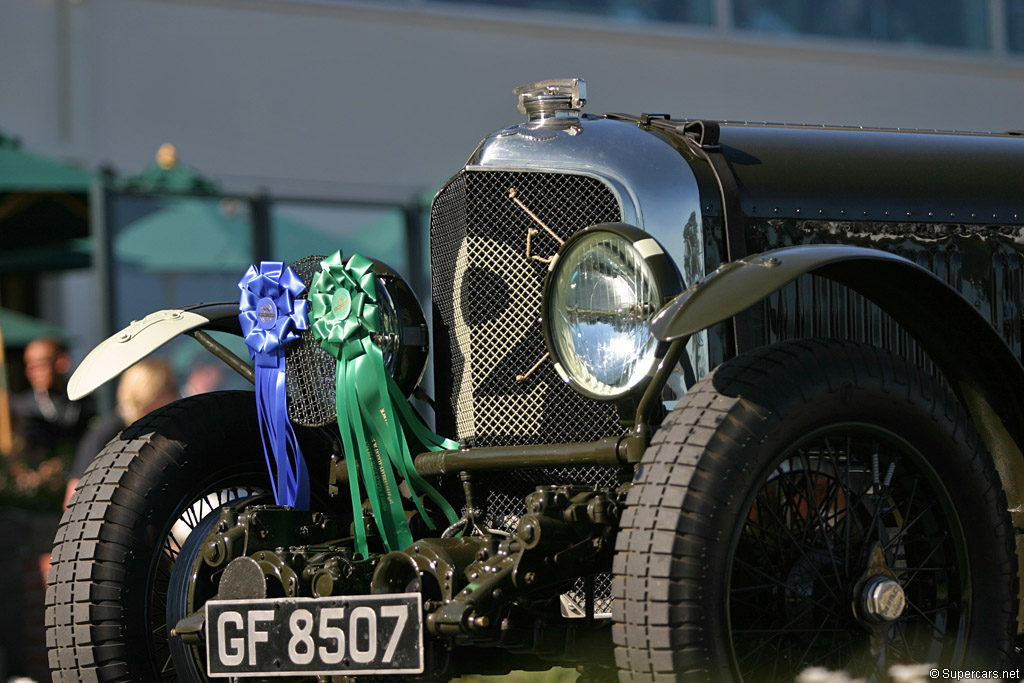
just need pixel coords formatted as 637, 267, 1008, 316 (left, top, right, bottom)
862, 575, 906, 623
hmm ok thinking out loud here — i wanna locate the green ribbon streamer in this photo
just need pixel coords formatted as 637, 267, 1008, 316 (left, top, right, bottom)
309, 250, 458, 557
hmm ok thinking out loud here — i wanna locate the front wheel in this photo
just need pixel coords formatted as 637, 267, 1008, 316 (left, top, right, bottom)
612, 340, 1018, 682
45, 390, 330, 682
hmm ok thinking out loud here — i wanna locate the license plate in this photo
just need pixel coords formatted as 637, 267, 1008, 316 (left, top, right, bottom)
205, 593, 423, 677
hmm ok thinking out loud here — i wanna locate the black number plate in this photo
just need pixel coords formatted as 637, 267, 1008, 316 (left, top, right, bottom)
205, 594, 423, 677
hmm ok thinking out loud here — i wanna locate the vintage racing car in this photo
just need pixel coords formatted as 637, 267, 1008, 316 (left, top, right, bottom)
46, 78, 1024, 681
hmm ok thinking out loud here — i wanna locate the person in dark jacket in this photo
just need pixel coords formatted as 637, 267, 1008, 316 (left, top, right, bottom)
11, 337, 92, 464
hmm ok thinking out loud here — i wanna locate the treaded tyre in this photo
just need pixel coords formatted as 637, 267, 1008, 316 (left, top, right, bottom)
611, 339, 1018, 682
45, 390, 327, 683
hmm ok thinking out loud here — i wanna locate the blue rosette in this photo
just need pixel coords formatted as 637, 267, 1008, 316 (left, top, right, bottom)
238, 261, 311, 508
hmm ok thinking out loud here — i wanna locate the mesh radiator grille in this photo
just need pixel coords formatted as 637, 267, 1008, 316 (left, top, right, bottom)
431, 170, 626, 615
285, 254, 339, 428
430, 170, 624, 450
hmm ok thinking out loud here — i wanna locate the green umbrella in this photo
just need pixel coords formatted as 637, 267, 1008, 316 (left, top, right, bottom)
0, 132, 92, 253
114, 199, 347, 273
0, 307, 70, 348
116, 199, 251, 272
0, 132, 89, 453
0, 237, 91, 272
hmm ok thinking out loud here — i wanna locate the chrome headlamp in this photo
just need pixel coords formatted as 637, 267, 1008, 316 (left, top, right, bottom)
542, 224, 682, 401
370, 260, 429, 397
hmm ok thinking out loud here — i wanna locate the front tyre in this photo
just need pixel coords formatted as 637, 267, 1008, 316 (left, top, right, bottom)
612, 340, 1018, 682
45, 391, 325, 682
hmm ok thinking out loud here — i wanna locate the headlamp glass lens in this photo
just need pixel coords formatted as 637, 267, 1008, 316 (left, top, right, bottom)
550, 232, 661, 397
375, 276, 401, 376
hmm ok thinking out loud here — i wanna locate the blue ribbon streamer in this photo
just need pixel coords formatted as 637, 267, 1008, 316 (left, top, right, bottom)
238, 261, 311, 509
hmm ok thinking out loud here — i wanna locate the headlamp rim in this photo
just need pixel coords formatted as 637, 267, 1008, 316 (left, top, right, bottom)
541, 222, 683, 403
367, 258, 430, 398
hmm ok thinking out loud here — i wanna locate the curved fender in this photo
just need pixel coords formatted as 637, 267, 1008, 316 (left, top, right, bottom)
68, 302, 242, 400
652, 244, 1024, 526
655, 245, 929, 341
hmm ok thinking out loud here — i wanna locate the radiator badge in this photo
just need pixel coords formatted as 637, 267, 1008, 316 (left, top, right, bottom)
508, 187, 564, 264
507, 187, 560, 382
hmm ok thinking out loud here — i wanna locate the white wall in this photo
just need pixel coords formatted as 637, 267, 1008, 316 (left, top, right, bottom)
4, 0, 1024, 201
4, 0, 1024, 362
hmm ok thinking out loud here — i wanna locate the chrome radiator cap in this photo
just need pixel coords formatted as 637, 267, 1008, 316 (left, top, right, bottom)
514, 78, 586, 121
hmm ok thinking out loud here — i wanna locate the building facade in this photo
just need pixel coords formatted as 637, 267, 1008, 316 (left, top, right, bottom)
3, 0, 1024, 357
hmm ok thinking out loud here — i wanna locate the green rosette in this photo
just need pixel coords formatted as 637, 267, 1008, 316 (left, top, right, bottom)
309, 250, 458, 557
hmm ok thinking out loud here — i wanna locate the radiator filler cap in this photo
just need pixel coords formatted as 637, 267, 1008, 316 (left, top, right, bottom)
515, 78, 586, 121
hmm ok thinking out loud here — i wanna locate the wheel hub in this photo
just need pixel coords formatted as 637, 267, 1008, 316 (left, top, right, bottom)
861, 575, 906, 623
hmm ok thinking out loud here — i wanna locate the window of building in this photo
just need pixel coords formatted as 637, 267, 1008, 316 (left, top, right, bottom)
428, 0, 714, 26
422, 0, 1001, 52
1010, 0, 1024, 52
733, 0, 989, 50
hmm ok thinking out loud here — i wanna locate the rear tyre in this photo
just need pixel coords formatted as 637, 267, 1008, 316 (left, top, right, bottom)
45, 390, 328, 682
612, 339, 1018, 682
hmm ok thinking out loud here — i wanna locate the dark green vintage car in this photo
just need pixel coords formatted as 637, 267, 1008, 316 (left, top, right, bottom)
47, 79, 1024, 682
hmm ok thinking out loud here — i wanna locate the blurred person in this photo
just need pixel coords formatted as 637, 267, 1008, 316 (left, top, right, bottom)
2, 338, 93, 510
10, 337, 93, 464
1, 338, 97, 680
65, 358, 179, 506
183, 360, 224, 397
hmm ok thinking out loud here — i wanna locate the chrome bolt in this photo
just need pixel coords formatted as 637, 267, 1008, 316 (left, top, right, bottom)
862, 576, 906, 622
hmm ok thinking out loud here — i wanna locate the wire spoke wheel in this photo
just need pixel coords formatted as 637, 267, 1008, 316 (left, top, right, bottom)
46, 391, 333, 683
161, 486, 268, 682
611, 340, 1017, 683
728, 425, 969, 681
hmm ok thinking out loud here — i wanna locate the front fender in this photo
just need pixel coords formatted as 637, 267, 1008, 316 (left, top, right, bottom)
651, 243, 1024, 529
651, 246, 922, 342
68, 302, 242, 400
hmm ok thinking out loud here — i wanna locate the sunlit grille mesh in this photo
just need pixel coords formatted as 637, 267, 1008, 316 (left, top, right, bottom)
431, 170, 624, 448
431, 170, 626, 614
285, 254, 338, 427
